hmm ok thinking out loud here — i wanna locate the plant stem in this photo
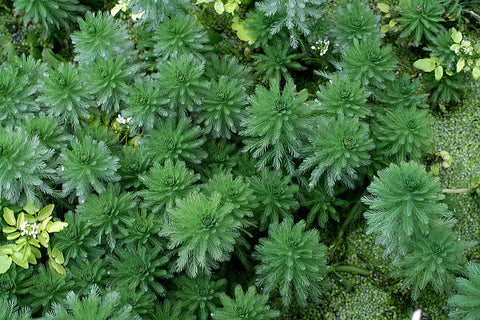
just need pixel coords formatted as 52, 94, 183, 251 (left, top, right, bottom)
330, 265, 371, 276
336, 188, 368, 241
468, 10, 480, 24
442, 188, 472, 194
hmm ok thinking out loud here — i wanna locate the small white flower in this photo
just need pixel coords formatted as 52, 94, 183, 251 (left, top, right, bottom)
412, 309, 421, 320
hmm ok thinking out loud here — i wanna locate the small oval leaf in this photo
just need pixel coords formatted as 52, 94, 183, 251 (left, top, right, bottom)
37, 204, 54, 221
3, 208, 16, 226
47, 221, 68, 233
413, 58, 436, 72
377, 3, 390, 13
473, 67, 480, 80
435, 65, 444, 81
451, 28, 462, 43
0, 255, 12, 274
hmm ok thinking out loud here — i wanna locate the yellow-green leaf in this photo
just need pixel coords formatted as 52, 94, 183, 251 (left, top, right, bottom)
377, 3, 390, 13
435, 65, 444, 81
38, 232, 49, 248
16, 212, 25, 229
380, 24, 391, 33
21, 245, 31, 263
225, 2, 237, 12
451, 27, 462, 43
473, 67, 480, 80
389, 20, 397, 27
48, 259, 66, 275
3, 208, 16, 226
232, 19, 256, 44
7, 232, 21, 240
0, 255, 12, 274
214, 1, 224, 13
11, 252, 28, 269
476, 59, 480, 67
51, 248, 65, 264
196, 0, 214, 3
31, 246, 42, 259
23, 203, 38, 215
457, 59, 465, 73
40, 216, 52, 231
37, 204, 54, 222
2, 227, 17, 234
413, 58, 436, 72
439, 150, 453, 168
431, 163, 440, 176
47, 221, 68, 233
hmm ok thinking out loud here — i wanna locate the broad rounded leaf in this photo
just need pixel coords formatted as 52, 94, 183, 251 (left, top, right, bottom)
38, 231, 50, 248
225, 2, 237, 12
23, 202, 39, 215
435, 65, 443, 81
377, 3, 390, 13
413, 58, 436, 72
451, 28, 462, 43
37, 204, 54, 221
51, 248, 65, 264
47, 221, 68, 233
381, 24, 391, 33
0, 255, 12, 274
214, 1, 224, 14
11, 251, 28, 269
48, 259, 66, 275
3, 208, 16, 226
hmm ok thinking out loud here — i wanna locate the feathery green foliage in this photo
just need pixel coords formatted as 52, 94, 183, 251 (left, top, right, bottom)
398, 222, 465, 300
37, 62, 93, 128
362, 162, 449, 259
331, 0, 381, 47
0, 127, 55, 205
299, 115, 374, 194
197, 76, 248, 139
13, 0, 84, 38
426, 30, 458, 72
201, 139, 241, 177
108, 244, 170, 296
138, 159, 200, 213
241, 78, 310, 174
173, 275, 226, 320
152, 14, 211, 62
314, 75, 371, 118
203, 171, 257, 220
373, 107, 433, 163
255, 0, 326, 48
118, 209, 164, 248
20, 113, 71, 153
254, 219, 328, 307
53, 211, 102, 265
58, 136, 120, 202
66, 259, 107, 297
17, 266, 73, 314
253, 40, 304, 83
84, 57, 134, 116
300, 185, 349, 228
448, 262, 480, 320
423, 71, 468, 107
128, 0, 195, 27
205, 55, 254, 90
76, 184, 136, 250
155, 54, 209, 117
122, 76, 170, 133
142, 117, 207, 166
0, 265, 33, 300
0, 64, 37, 125
6, 53, 46, 87
213, 285, 280, 320
162, 192, 242, 277
375, 74, 429, 109
44, 285, 141, 320
244, 10, 286, 49
0, 296, 31, 320
118, 146, 153, 190
341, 38, 397, 88
153, 299, 196, 320
249, 169, 299, 230
398, 0, 445, 46
71, 11, 133, 63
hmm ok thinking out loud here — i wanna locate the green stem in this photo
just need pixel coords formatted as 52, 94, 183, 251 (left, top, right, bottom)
442, 188, 472, 194
336, 188, 368, 241
330, 265, 371, 276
